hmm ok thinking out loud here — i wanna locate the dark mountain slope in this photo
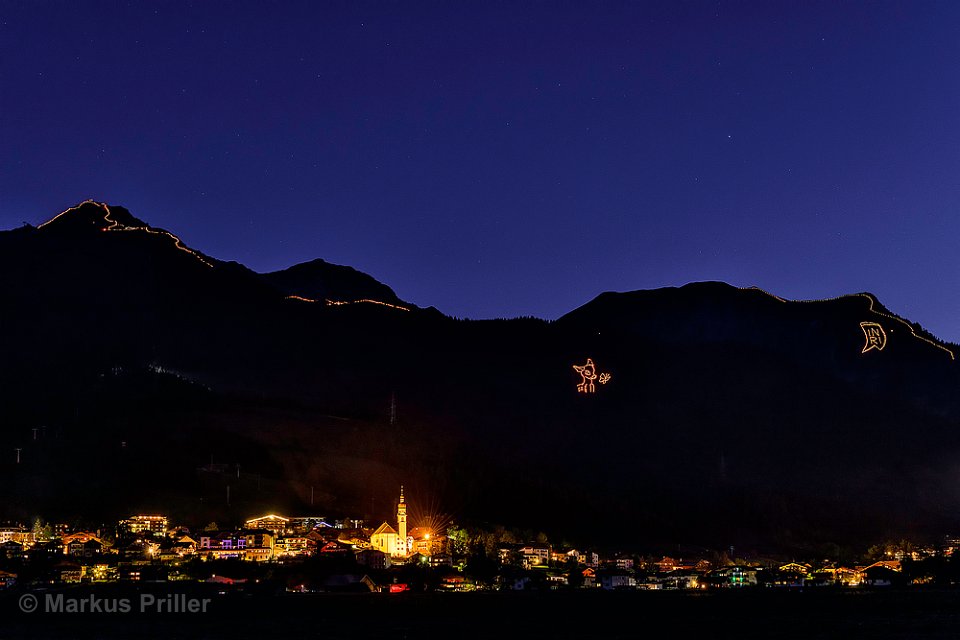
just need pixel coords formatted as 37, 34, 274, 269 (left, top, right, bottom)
261, 258, 407, 307
1, 201, 959, 555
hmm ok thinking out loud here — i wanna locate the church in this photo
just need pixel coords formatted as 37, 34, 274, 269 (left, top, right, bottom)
370, 486, 409, 558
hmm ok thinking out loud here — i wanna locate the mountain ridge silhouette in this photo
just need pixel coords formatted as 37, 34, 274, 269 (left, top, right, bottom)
2, 201, 958, 554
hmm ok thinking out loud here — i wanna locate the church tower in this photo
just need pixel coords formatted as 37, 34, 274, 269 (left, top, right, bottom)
397, 485, 407, 555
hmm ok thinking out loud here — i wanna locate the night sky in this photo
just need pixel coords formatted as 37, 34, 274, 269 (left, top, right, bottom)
2, 2, 959, 340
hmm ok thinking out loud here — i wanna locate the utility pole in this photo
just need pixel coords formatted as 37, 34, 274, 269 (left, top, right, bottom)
226, 485, 231, 507
390, 392, 397, 426
14, 448, 21, 464
31, 428, 38, 441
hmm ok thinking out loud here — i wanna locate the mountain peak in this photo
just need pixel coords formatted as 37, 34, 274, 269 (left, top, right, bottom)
36, 200, 214, 268
37, 200, 147, 232
262, 257, 405, 307
560, 281, 955, 361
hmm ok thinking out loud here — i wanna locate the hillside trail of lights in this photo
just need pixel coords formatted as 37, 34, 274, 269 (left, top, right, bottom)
39, 200, 214, 268
741, 286, 955, 361
40, 201, 409, 310
285, 294, 409, 312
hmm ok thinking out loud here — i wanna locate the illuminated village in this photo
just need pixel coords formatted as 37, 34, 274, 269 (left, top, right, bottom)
1, 485, 957, 595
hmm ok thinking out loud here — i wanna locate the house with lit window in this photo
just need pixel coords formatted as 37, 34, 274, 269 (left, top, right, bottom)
0, 570, 17, 589
655, 556, 687, 573
598, 568, 636, 590
53, 560, 84, 584
355, 548, 390, 570
519, 544, 551, 568
68, 539, 103, 559
1, 541, 23, 560
173, 535, 198, 556
660, 570, 701, 590
244, 515, 290, 536
245, 546, 273, 562
706, 565, 758, 588
275, 536, 316, 558
581, 567, 597, 588
0, 526, 25, 543
62, 531, 102, 545
406, 527, 445, 557
289, 516, 331, 533
119, 515, 168, 536
199, 532, 247, 559
319, 539, 353, 555
860, 560, 902, 587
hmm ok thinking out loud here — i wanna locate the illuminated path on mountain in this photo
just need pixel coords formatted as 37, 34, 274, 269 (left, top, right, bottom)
284, 295, 410, 312
35, 203, 948, 351
39, 200, 214, 268
741, 286, 955, 361
40, 201, 410, 311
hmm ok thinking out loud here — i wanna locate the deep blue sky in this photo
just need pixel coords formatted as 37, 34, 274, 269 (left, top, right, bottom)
2, 1, 959, 339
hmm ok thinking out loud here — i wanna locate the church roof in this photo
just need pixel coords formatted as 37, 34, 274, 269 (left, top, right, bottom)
372, 522, 397, 536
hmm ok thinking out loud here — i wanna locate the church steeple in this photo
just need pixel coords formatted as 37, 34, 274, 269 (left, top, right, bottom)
397, 485, 407, 555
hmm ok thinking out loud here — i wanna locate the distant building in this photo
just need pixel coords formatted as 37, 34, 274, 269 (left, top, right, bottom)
244, 515, 289, 535
174, 535, 198, 556
408, 527, 444, 557
275, 536, 315, 558
199, 533, 247, 559
599, 570, 636, 590
119, 515, 168, 535
0, 570, 17, 589
289, 516, 331, 532
370, 487, 410, 558
1, 541, 24, 560
0, 526, 32, 545
519, 544, 551, 568
62, 532, 105, 554
54, 560, 84, 584
356, 548, 390, 570
68, 539, 103, 559
707, 566, 758, 588
335, 518, 365, 529
316, 540, 351, 557
29, 541, 64, 562
429, 553, 453, 568
243, 530, 275, 561
859, 561, 902, 587
370, 523, 404, 557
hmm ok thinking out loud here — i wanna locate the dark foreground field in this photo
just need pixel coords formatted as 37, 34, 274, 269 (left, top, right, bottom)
5, 585, 960, 640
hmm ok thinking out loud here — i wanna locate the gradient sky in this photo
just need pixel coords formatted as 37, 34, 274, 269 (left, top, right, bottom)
2, 1, 959, 340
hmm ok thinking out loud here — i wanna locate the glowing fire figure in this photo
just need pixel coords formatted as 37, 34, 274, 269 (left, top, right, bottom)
573, 358, 611, 393
860, 322, 887, 354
